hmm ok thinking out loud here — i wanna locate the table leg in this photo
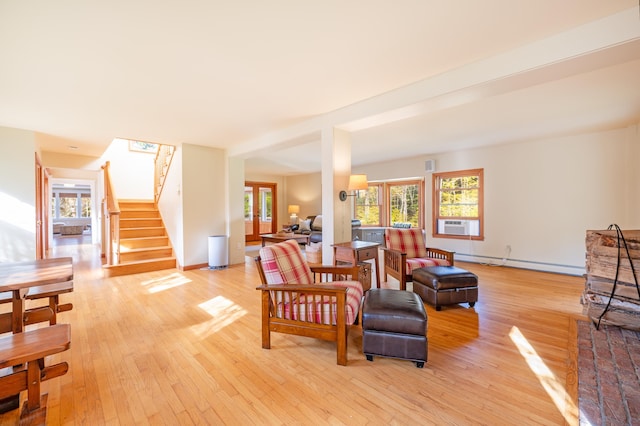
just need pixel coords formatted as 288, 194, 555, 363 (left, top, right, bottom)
12, 290, 26, 333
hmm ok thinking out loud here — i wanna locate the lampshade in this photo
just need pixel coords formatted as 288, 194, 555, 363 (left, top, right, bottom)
288, 205, 300, 214
347, 174, 368, 191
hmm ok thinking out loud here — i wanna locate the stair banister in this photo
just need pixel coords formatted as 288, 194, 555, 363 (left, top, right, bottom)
154, 144, 175, 204
102, 161, 121, 265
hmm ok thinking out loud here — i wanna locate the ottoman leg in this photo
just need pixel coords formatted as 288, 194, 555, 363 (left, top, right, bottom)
416, 361, 424, 368
469, 302, 475, 308
366, 355, 374, 362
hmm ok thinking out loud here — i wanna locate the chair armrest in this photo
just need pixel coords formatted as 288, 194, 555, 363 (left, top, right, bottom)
425, 247, 455, 265
310, 265, 359, 282
255, 284, 348, 294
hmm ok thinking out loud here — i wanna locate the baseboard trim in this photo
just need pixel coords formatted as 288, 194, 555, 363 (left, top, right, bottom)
455, 253, 584, 276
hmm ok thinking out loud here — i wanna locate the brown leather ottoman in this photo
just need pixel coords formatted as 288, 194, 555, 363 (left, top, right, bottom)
412, 266, 478, 311
362, 289, 427, 368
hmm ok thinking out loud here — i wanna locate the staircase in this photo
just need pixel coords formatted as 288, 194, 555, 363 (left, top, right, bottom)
103, 200, 176, 277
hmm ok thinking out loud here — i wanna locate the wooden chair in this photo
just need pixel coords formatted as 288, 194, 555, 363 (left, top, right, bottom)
0, 324, 71, 424
382, 228, 454, 290
0, 281, 73, 334
25, 281, 74, 325
255, 239, 363, 366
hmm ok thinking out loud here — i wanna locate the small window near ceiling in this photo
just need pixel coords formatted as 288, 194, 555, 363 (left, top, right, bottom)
129, 141, 158, 153
432, 168, 484, 240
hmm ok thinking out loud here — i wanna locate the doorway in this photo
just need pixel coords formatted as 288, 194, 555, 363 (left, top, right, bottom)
49, 179, 98, 248
245, 182, 277, 242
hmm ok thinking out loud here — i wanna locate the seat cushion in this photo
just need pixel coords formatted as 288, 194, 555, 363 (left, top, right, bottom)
406, 257, 450, 275
413, 266, 478, 290
362, 289, 426, 335
259, 239, 313, 285
292, 280, 363, 325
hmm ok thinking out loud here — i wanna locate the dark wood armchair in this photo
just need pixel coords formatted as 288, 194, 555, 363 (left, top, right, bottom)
382, 228, 454, 290
255, 240, 363, 366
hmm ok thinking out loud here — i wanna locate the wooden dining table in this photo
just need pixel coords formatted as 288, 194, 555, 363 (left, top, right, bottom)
0, 257, 74, 334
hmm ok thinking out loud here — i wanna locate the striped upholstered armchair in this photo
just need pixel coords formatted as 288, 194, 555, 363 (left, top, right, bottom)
255, 239, 363, 366
382, 228, 454, 290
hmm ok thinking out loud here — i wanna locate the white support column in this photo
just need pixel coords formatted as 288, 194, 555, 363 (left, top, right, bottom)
320, 127, 352, 262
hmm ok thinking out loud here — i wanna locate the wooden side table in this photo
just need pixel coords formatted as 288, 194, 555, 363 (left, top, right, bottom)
332, 241, 381, 289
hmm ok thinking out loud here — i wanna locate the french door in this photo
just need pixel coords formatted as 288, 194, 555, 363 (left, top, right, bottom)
244, 182, 277, 242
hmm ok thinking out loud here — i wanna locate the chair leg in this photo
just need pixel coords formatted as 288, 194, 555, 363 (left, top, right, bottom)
261, 292, 271, 349
336, 325, 347, 366
262, 324, 271, 349
400, 275, 407, 291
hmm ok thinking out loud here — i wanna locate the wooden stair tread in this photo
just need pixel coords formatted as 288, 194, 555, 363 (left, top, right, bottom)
104, 257, 176, 267
122, 246, 172, 253
103, 257, 176, 277
120, 236, 168, 241
120, 226, 165, 230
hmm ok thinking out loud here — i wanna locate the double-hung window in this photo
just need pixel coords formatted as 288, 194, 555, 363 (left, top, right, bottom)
354, 184, 382, 226
433, 169, 483, 240
354, 179, 423, 228
387, 180, 423, 228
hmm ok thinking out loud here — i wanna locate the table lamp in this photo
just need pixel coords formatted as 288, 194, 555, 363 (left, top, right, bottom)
288, 205, 300, 225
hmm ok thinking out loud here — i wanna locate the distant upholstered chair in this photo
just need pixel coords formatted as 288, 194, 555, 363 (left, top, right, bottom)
255, 239, 363, 366
382, 228, 454, 290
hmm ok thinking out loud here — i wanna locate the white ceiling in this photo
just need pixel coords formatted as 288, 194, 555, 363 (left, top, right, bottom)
1, 1, 639, 175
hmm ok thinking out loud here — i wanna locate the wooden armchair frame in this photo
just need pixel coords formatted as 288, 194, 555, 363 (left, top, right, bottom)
255, 257, 359, 366
382, 247, 454, 291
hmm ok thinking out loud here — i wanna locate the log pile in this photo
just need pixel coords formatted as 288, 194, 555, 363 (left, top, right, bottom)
582, 229, 640, 330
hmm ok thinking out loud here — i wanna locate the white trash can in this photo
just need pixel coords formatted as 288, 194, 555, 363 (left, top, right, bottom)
208, 235, 228, 269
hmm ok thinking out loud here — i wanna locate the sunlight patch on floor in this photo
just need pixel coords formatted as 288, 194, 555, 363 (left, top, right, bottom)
141, 272, 191, 293
193, 296, 247, 337
509, 326, 579, 425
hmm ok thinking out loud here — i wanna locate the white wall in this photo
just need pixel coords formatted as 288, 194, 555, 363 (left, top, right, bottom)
285, 173, 322, 222
40, 151, 103, 173
228, 157, 245, 265
102, 139, 155, 199
158, 145, 184, 266
0, 127, 36, 261
353, 125, 639, 275
181, 144, 227, 268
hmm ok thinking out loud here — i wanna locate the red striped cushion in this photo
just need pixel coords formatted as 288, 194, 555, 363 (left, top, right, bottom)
285, 280, 363, 325
385, 228, 428, 258
259, 239, 313, 285
406, 257, 450, 275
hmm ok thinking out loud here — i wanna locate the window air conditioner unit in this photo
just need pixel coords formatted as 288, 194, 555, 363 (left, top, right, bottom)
443, 220, 470, 235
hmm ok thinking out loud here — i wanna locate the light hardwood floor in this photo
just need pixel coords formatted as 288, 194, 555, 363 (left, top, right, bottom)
1, 242, 587, 425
